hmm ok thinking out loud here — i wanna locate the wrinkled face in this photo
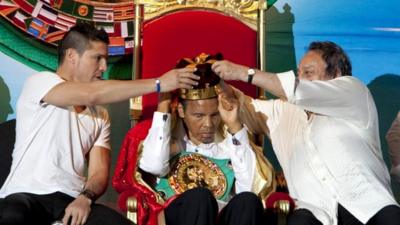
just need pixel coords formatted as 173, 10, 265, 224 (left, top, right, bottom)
74, 41, 108, 82
298, 50, 330, 81
178, 98, 221, 145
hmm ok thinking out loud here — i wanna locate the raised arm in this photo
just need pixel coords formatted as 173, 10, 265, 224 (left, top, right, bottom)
219, 84, 269, 136
139, 93, 173, 176
43, 68, 199, 107
218, 94, 274, 195
212, 60, 286, 99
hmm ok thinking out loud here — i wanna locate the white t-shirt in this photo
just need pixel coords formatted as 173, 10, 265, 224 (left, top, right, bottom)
252, 71, 398, 225
0, 72, 111, 198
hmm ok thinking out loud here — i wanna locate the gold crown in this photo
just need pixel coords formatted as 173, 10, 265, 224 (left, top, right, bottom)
178, 53, 222, 100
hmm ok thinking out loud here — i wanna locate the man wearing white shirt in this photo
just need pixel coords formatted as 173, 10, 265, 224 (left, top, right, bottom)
139, 54, 275, 225
212, 41, 400, 225
387, 111, 400, 183
0, 23, 198, 225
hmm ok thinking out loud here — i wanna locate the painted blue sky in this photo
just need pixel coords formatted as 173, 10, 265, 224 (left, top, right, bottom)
272, 0, 400, 83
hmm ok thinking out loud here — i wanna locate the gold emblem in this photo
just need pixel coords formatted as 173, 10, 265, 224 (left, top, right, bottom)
168, 154, 227, 198
77, 5, 89, 17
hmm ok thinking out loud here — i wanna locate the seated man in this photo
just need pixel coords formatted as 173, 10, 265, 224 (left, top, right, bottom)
0, 22, 198, 225
139, 54, 276, 225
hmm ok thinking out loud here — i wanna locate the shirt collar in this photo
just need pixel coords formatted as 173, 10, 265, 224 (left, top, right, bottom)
183, 135, 217, 153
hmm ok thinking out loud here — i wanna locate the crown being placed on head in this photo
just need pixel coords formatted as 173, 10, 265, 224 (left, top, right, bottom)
177, 53, 223, 100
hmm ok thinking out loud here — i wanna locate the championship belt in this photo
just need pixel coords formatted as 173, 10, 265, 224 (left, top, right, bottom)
156, 152, 234, 201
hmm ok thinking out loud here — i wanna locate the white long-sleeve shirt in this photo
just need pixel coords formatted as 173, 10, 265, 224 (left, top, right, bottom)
139, 112, 257, 194
252, 71, 398, 225
387, 112, 400, 183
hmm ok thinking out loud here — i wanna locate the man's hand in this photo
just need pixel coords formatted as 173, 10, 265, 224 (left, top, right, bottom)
212, 60, 248, 82
218, 94, 242, 134
159, 67, 199, 92
62, 195, 91, 225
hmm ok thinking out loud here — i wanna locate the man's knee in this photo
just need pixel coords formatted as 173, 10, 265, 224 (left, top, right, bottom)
85, 204, 132, 225
287, 209, 322, 225
368, 205, 400, 225
183, 187, 214, 200
0, 209, 27, 225
0, 194, 33, 225
228, 192, 263, 211
231, 192, 261, 204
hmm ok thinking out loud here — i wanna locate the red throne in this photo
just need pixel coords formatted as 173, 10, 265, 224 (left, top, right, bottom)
113, 119, 294, 225
139, 10, 259, 120
112, 6, 293, 225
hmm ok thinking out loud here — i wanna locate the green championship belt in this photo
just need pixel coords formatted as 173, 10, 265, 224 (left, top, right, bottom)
156, 152, 234, 201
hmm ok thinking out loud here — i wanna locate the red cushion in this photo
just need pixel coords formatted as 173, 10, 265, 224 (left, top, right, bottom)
265, 191, 295, 210
141, 10, 258, 119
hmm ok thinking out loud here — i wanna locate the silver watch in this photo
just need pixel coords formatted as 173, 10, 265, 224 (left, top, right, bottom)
247, 68, 256, 84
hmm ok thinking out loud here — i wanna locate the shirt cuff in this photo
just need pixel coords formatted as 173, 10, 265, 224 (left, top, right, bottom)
152, 111, 171, 128
277, 71, 296, 103
226, 127, 249, 146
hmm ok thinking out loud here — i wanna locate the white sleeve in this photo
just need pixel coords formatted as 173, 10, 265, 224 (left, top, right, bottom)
223, 127, 256, 193
22, 72, 64, 106
139, 112, 171, 176
278, 71, 371, 126
93, 107, 111, 150
387, 112, 400, 177
250, 99, 285, 133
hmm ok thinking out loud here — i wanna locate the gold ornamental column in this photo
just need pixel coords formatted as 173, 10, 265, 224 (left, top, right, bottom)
257, 0, 267, 99
129, 1, 144, 128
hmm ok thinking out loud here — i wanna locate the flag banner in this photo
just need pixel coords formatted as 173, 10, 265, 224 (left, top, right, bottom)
11, 11, 28, 30
124, 39, 134, 54
37, 4, 58, 25
96, 22, 114, 34
12, 0, 34, 14
1, 0, 156, 56
45, 28, 65, 43
27, 18, 49, 39
113, 4, 134, 21
0, 0, 18, 16
120, 21, 134, 38
71, 2, 93, 20
31, 1, 43, 17
93, 6, 114, 22
108, 37, 125, 55
55, 13, 76, 31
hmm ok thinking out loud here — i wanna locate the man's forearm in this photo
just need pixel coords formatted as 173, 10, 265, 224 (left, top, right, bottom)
242, 69, 287, 99
82, 173, 109, 201
45, 79, 159, 107
85, 146, 111, 201
212, 60, 287, 99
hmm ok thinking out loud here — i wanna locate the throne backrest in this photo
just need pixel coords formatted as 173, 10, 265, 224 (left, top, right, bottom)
140, 10, 259, 120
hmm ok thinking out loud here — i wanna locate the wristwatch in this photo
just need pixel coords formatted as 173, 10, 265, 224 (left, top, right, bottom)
247, 68, 256, 84
80, 189, 96, 202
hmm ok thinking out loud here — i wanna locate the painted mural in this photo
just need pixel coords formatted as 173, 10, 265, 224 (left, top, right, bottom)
0, 0, 135, 56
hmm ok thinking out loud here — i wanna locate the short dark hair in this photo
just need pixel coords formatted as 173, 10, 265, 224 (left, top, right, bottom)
58, 22, 109, 64
308, 41, 352, 78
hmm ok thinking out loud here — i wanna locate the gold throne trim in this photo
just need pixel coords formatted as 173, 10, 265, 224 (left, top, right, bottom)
138, 0, 266, 30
